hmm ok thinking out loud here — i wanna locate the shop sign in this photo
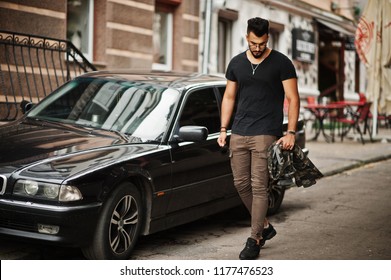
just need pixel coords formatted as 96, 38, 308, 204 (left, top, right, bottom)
345, 36, 356, 50
292, 28, 315, 63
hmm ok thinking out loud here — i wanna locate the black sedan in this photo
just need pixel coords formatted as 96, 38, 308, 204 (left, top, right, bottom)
0, 71, 306, 259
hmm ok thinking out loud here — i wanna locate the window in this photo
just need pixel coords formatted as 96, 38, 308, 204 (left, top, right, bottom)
268, 30, 280, 50
67, 0, 94, 60
29, 78, 180, 142
217, 9, 237, 74
217, 19, 232, 73
179, 88, 220, 134
153, 11, 173, 71
268, 21, 284, 51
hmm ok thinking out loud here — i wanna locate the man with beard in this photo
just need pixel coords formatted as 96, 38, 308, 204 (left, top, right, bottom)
217, 17, 300, 260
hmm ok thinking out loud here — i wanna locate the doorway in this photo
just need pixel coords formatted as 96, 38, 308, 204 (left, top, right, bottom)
317, 22, 347, 102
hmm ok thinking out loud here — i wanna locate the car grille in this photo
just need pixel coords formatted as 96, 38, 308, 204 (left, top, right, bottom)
0, 209, 37, 232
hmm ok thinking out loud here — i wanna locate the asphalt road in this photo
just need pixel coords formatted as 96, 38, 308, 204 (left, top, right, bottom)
131, 158, 391, 260
1, 159, 390, 260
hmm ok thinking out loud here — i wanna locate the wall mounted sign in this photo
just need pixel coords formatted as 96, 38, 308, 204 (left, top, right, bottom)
292, 28, 315, 63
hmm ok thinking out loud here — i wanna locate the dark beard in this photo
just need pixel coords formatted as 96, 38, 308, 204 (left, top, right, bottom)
250, 48, 265, 59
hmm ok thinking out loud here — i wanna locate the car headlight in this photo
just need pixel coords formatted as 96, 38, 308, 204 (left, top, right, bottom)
23, 180, 39, 195
13, 179, 82, 202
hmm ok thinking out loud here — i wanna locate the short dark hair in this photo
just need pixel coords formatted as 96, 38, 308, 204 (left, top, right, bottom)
247, 17, 269, 37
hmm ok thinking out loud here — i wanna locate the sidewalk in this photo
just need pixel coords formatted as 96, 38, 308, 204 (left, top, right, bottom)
305, 126, 391, 177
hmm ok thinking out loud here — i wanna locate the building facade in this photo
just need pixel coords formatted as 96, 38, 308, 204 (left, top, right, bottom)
202, 0, 362, 101
0, 0, 200, 72
0, 0, 363, 107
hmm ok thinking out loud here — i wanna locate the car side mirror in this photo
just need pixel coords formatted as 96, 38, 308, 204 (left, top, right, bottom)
175, 125, 208, 142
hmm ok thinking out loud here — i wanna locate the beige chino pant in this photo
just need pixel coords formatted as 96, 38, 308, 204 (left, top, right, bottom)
229, 134, 276, 240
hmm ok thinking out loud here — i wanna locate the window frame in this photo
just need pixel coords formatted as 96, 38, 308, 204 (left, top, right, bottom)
217, 18, 232, 74
66, 0, 94, 61
152, 11, 173, 71
175, 86, 222, 136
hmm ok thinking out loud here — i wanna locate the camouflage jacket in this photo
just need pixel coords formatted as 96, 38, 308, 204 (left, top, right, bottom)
267, 141, 323, 188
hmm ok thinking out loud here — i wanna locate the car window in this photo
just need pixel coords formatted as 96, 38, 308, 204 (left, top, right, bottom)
179, 87, 220, 134
27, 78, 180, 142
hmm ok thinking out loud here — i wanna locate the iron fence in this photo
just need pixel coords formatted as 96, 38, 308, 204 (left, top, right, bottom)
0, 30, 97, 121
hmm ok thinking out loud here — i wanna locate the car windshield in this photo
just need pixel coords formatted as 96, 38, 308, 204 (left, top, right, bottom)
27, 77, 180, 143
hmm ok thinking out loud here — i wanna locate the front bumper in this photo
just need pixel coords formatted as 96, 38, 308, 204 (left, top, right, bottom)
0, 199, 102, 247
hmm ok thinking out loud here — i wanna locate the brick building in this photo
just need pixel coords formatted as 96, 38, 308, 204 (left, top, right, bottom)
0, 0, 200, 72
0, 0, 364, 121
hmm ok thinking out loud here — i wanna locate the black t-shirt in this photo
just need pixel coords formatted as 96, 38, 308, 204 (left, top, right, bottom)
225, 50, 297, 137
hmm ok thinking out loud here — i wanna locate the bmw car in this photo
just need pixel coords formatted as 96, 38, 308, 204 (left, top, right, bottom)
0, 71, 306, 259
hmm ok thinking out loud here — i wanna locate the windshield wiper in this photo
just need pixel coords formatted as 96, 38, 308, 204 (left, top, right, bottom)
111, 130, 131, 142
106, 129, 144, 143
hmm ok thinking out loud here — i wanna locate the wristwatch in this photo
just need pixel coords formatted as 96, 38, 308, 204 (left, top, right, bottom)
287, 130, 296, 135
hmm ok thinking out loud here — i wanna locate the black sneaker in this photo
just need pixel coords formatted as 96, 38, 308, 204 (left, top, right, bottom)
239, 238, 261, 260
260, 223, 277, 247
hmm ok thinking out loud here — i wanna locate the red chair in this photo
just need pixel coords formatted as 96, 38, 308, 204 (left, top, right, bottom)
358, 93, 391, 129
368, 111, 391, 129
336, 102, 373, 144
378, 114, 391, 128
358, 93, 367, 103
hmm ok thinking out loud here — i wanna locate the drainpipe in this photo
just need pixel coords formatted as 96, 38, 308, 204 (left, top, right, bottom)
202, 0, 212, 74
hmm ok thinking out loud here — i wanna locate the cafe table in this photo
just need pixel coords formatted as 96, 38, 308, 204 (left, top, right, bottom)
304, 102, 346, 142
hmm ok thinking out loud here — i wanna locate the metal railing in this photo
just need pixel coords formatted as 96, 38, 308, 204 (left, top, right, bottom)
0, 30, 97, 121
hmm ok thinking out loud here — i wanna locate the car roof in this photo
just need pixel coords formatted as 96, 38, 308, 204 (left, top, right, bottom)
78, 70, 227, 91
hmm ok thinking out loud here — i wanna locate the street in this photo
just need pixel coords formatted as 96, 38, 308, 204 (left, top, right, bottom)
1, 159, 390, 260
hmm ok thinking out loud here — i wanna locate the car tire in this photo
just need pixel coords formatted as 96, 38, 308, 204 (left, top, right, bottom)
82, 182, 143, 260
267, 182, 285, 215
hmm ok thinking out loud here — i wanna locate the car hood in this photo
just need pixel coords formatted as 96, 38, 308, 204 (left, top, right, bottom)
0, 119, 159, 181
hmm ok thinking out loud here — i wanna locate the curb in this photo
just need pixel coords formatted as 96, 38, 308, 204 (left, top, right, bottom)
321, 154, 391, 177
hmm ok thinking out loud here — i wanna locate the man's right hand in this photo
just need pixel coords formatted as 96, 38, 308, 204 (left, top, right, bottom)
217, 131, 227, 147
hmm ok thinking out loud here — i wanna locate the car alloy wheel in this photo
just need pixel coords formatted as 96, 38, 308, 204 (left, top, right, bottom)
82, 182, 143, 259
109, 194, 139, 255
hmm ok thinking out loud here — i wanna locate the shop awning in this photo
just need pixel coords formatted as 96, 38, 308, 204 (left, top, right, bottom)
316, 18, 355, 37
